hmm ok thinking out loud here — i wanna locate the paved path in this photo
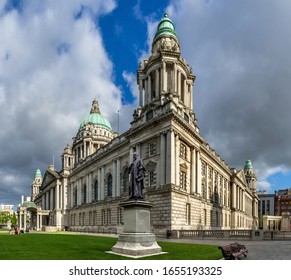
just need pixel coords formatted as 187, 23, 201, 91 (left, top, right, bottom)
157, 237, 291, 260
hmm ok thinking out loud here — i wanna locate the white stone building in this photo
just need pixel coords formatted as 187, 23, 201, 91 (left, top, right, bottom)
28, 14, 259, 234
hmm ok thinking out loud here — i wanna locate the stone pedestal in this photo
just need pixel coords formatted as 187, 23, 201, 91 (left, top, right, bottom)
281, 212, 290, 231
111, 200, 162, 257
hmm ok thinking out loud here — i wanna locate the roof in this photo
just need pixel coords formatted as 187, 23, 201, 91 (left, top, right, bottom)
22, 201, 37, 208
35, 169, 42, 178
79, 99, 112, 131
153, 13, 179, 43
244, 159, 253, 169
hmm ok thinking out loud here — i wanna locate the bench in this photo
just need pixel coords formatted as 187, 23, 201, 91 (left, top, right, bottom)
218, 242, 248, 260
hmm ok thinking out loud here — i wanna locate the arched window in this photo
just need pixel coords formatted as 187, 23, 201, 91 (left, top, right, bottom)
73, 187, 77, 206
107, 174, 112, 197
94, 180, 98, 200
123, 168, 129, 192
82, 184, 87, 204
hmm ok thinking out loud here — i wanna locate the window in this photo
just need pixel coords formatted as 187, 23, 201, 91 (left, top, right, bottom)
184, 113, 189, 123
102, 210, 106, 225
73, 187, 77, 206
93, 210, 97, 226
94, 180, 98, 200
180, 143, 187, 159
82, 184, 87, 204
146, 110, 153, 121
107, 209, 111, 225
118, 207, 123, 225
180, 171, 187, 190
107, 174, 112, 197
148, 142, 156, 156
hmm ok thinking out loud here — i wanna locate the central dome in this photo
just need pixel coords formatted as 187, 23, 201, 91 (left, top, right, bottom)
79, 99, 112, 131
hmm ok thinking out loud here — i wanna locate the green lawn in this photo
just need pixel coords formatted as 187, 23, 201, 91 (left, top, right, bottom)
0, 233, 222, 260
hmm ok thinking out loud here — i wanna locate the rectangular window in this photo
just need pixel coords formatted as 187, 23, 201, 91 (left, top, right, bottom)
107, 209, 111, 225
93, 210, 97, 226
180, 143, 187, 159
118, 207, 123, 225
180, 171, 187, 190
102, 210, 106, 225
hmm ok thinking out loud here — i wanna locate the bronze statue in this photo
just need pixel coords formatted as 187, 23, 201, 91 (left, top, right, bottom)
129, 152, 146, 200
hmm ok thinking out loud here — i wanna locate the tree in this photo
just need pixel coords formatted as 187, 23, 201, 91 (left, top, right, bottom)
10, 212, 18, 229
0, 211, 10, 226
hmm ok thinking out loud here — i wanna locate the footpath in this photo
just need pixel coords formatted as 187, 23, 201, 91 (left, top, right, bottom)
157, 237, 291, 260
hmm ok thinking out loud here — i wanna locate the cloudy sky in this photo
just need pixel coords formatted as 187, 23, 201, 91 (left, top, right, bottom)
1, 0, 291, 207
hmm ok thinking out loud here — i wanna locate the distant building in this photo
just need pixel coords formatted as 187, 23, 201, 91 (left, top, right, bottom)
258, 191, 275, 217
275, 188, 291, 216
0, 204, 14, 214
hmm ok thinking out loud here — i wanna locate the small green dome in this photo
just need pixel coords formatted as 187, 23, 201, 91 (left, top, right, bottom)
244, 159, 253, 169
154, 13, 179, 42
79, 99, 112, 131
35, 169, 42, 178
22, 201, 37, 208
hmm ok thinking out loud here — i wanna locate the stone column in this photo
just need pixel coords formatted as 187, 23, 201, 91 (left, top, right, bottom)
23, 211, 26, 230
112, 160, 116, 197
232, 183, 237, 209
56, 184, 59, 210
98, 168, 101, 200
190, 147, 196, 194
19, 211, 22, 229
173, 63, 177, 94
148, 75, 151, 103
196, 150, 201, 195
155, 68, 159, 98
166, 130, 176, 185
144, 79, 148, 106
36, 213, 39, 231
101, 166, 105, 200
162, 61, 166, 92
116, 158, 121, 197
175, 134, 180, 187
177, 70, 181, 98
139, 79, 143, 106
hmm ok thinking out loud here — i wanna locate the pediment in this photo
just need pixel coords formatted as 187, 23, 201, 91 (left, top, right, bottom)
41, 170, 59, 189
145, 160, 157, 171
180, 162, 188, 170
236, 170, 247, 185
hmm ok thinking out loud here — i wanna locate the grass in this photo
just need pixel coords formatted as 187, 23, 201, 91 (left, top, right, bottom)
0, 233, 222, 260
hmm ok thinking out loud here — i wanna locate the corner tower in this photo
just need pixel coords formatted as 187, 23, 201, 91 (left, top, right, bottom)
31, 169, 42, 201
244, 159, 257, 192
134, 13, 198, 131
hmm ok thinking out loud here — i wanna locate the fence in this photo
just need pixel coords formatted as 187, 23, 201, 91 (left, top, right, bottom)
171, 229, 255, 240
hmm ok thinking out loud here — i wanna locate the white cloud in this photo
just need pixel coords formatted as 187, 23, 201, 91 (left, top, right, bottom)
0, 0, 122, 205
257, 180, 271, 190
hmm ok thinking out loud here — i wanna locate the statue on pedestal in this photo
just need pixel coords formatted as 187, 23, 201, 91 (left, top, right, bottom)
128, 152, 146, 200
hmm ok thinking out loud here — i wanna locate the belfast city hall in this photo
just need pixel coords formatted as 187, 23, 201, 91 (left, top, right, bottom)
18, 14, 259, 236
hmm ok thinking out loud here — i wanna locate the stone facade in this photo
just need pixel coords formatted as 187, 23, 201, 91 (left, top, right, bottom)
29, 13, 259, 234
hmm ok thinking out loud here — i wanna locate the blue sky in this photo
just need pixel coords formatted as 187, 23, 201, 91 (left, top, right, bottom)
1, 0, 291, 207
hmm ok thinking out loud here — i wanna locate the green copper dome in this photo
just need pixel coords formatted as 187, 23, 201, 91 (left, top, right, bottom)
153, 13, 179, 42
79, 99, 112, 131
244, 159, 253, 170
79, 113, 112, 130
35, 169, 42, 178
22, 201, 37, 208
